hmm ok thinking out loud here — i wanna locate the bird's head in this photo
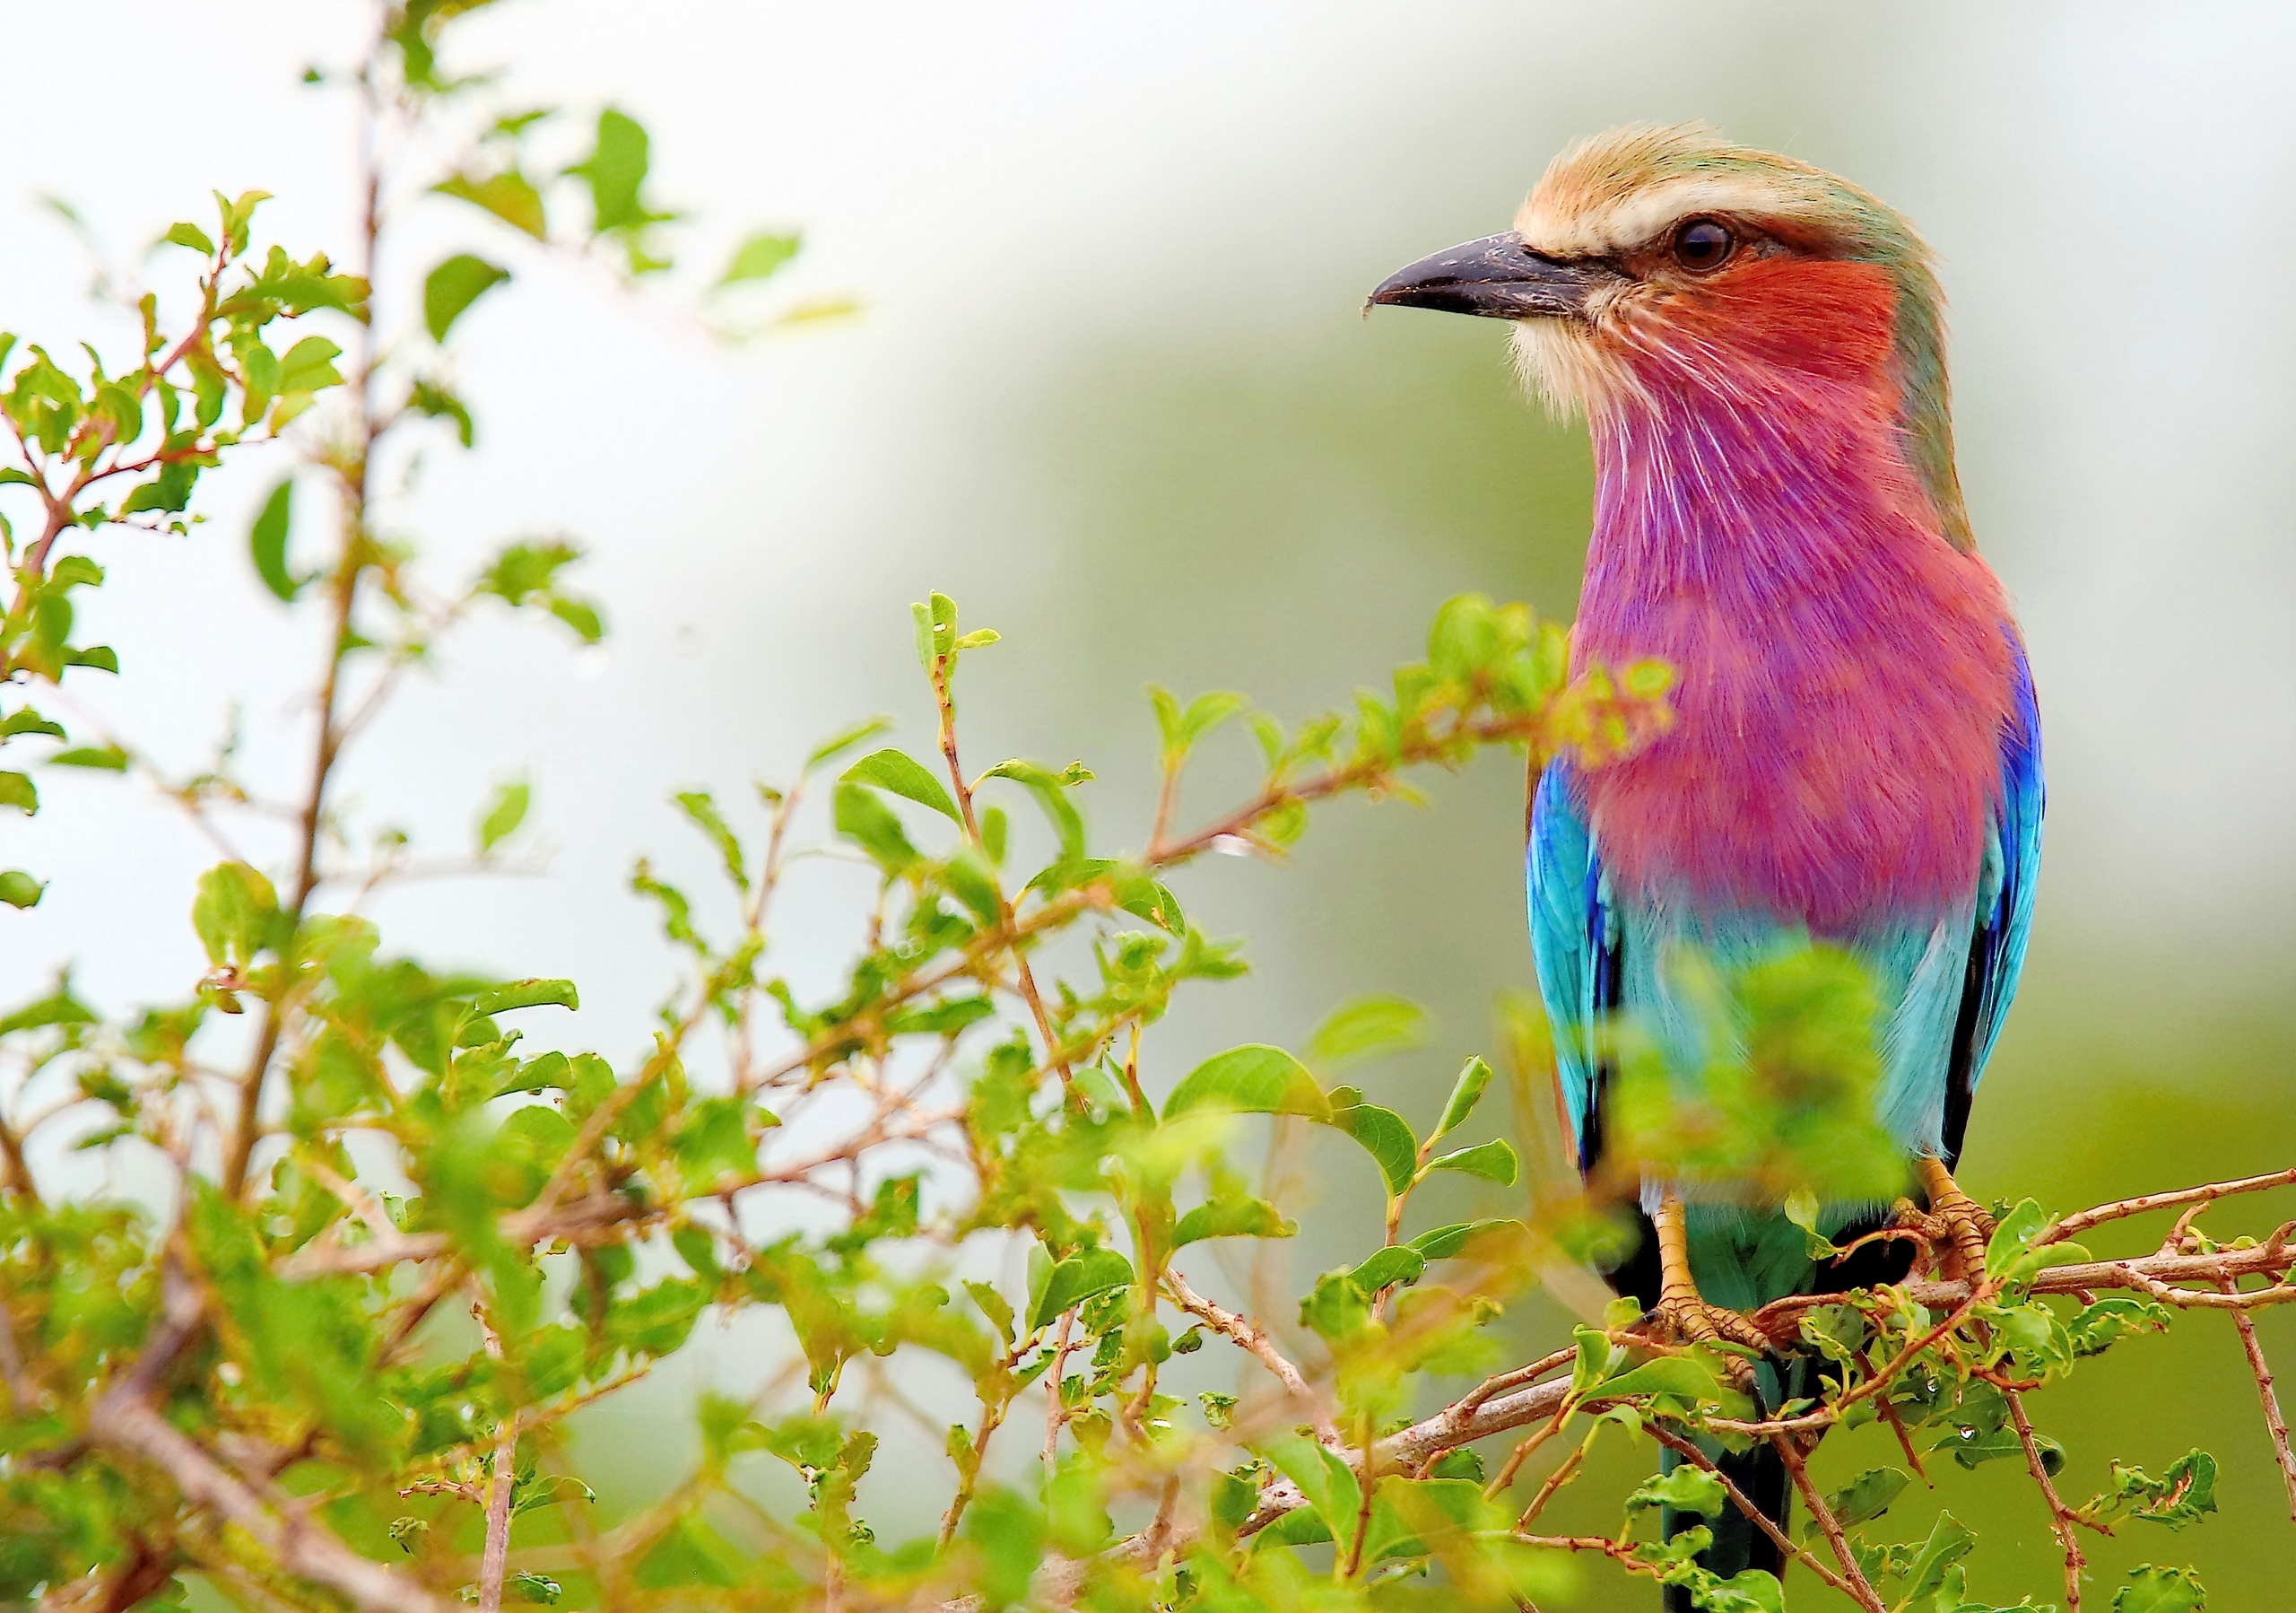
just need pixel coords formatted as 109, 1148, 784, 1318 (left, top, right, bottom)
1372, 124, 1969, 547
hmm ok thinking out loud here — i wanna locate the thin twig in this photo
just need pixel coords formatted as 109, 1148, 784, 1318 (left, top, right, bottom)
1767, 1434, 1887, 1613
1164, 1270, 1335, 1443
2223, 1277, 2296, 1523
2005, 1388, 2084, 1613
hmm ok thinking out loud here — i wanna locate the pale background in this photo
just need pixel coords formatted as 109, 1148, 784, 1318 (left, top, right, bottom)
2, 3, 2291, 1604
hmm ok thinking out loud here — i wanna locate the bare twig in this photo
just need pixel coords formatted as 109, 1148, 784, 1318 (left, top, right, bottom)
1164, 1269, 1335, 1443
1768, 1434, 1887, 1613
2224, 1277, 2296, 1524
2005, 1388, 2084, 1613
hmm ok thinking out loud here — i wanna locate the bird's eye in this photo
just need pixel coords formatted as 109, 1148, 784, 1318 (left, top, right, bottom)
1673, 218, 1735, 274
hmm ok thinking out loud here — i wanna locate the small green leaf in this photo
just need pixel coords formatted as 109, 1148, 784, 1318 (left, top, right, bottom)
1031, 1248, 1134, 1330
0, 871, 42, 909
423, 254, 510, 343
832, 781, 918, 872
569, 109, 655, 234
1305, 994, 1431, 1070
162, 221, 216, 255
1173, 1195, 1295, 1247
1900, 1510, 1977, 1602
841, 747, 960, 823
1813, 1467, 1907, 1534
0, 775, 35, 815
435, 170, 548, 239
1625, 1465, 1726, 1519
1164, 1044, 1328, 1120
249, 479, 302, 602
48, 745, 127, 771
191, 862, 279, 966
1424, 1138, 1518, 1186
1325, 1103, 1417, 1198
478, 778, 530, 851
474, 979, 579, 1014
718, 231, 801, 287
1407, 1218, 1526, 1261
2115, 1565, 2207, 1613
1348, 1245, 1425, 1293
804, 716, 892, 772
1431, 1056, 1492, 1143
1263, 1434, 1361, 1555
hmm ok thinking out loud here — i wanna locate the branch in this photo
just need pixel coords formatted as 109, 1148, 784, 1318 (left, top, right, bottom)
2225, 1277, 2296, 1524
1164, 1270, 1336, 1443
2005, 1388, 2085, 1613
87, 1395, 457, 1613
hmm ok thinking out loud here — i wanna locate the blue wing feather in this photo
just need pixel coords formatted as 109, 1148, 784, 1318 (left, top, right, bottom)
1967, 638, 2046, 1094
1526, 763, 1606, 1174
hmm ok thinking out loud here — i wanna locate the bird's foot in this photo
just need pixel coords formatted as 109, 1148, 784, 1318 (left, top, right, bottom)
1897, 1157, 1996, 1284
1649, 1289, 1769, 1389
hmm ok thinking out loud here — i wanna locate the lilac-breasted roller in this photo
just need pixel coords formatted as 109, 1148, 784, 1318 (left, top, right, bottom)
1371, 126, 2043, 1593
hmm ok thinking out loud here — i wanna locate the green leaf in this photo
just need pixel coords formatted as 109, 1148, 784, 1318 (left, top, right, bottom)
2114, 1565, 2206, 1613
841, 747, 960, 823
674, 1096, 758, 1194
1625, 1465, 1726, 1519
509, 1571, 562, 1605
477, 777, 530, 851
1431, 1055, 1492, 1142
1305, 994, 1431, 1069
408, 378, 475, 448
423, 254, 510, 343
569, 109, 655, 234
1173, 1195, 1295, 1247
718, 231, 801, 286
191, 862, 279, 966
1325, 1103, 1416, 1197
1031, 1247, 1134, 1330
1407, 1217, 1527, 1261
249, 478, 301, 602
474, 979, 579, 1014
1593, 1353, 1751, 1418
804, 717, 892, 772
674, 790, 748, 892
1813, 1467, 1907, 1535
1164, 1044, 1328, 1120
162, 221, 215, 255
1424, 1137, 1518, 1186
832, 781, 918, 872
1348, 1245, 1425, 1293
64, 647, 117, 674
0, 773, 35, 815
48, 745, 127, 771
979, 759, 1087, 863
1900, 1510, 1977, 1603
435, 170, 547, 239
0, 870, 42, 909
1263, 1434, 1361, 1554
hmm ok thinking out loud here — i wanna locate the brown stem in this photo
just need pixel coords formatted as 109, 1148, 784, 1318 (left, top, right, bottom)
1767, 1433, 1887, 1613
1164, 1270, 1336, 1443
2005, 1388, 2083, 1613
2045, 1165, 2296, 1244
2224, 1277, 2296, 1523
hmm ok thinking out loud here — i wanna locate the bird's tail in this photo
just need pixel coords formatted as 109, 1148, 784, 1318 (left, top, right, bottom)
1657, 1353, 1807, 1610
1658, 1440, 1787, 1613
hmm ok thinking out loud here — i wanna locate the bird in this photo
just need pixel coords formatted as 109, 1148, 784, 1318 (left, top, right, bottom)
1370, 125, 2043, 1600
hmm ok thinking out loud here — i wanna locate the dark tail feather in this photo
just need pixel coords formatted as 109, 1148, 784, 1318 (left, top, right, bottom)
1659, 1441, 1787, 1611
1658, 1355, 1808, 1610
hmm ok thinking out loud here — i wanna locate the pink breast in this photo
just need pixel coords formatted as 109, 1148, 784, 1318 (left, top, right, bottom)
1571, 369, 2016, 934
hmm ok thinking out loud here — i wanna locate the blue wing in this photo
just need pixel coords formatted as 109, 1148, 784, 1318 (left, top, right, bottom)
1526, 763, 1611, 1176
1943, 635, 2045, 1160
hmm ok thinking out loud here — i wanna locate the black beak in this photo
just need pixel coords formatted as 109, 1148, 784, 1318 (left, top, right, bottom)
1368, 231, 1622, 320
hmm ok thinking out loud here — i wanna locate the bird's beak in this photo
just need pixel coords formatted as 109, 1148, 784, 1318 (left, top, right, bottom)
1368, 231, 1621, 320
